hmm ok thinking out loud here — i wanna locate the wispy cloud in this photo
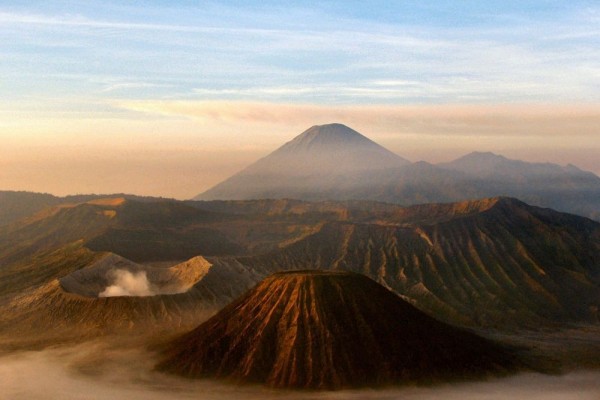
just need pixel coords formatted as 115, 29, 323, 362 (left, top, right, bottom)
0, 11, 284, 35
101, 82, 174, 93
1, 2, 599, 197
2, 3, 599, 104
115, 100, 600, 138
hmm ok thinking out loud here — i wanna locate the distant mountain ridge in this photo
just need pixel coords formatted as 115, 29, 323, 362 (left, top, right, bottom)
440, 151, 597, 184
0, 191, 173, 227
194, 124, 600, 220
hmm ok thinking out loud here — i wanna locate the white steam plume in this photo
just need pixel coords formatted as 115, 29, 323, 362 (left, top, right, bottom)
99, 270, 153, 297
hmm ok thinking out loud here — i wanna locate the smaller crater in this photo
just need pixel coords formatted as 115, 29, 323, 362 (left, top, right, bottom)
59, 253, 211, 298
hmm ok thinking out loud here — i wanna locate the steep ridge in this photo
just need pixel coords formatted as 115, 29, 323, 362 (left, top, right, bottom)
0, 198, 244, 265
0, 200, 122, 266
157, 271, 518, 389
83, 199, 246, 260
0, 241, 100, 299
242, 198, 600, 328
190, 197, 497, 224
0, 191, 174, 227
3, 196, 379, 265
0, 191, 59, 227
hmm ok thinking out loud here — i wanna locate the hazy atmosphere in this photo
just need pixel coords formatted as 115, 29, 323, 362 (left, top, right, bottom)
2, 2, 600, 400
2, 343, 599, 400
1, 0, 599, 198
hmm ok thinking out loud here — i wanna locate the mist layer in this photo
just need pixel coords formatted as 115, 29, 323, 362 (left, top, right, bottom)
1, 343, 599, 400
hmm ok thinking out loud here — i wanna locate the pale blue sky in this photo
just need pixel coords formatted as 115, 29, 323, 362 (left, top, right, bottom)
0, 1, 599, 197
2, 0, 599, 107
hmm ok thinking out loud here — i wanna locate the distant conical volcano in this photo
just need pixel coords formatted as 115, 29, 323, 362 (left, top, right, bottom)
272, 123, 404, 161
157, 271, 518, 389
195, 123, 409, 200
192, 123, 600, 220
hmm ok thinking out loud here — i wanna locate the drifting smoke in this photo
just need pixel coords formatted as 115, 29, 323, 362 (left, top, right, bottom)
1, 342, 600, 400
99, 270, 153, 297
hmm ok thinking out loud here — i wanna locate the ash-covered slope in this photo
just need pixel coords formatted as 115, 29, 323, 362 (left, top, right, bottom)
1, 196, 598, 343
0, 197, 243, 267
242, 197, 600, 328
196, 123, 409, 201
157, 271, 518, 389
0, 252, 261, 344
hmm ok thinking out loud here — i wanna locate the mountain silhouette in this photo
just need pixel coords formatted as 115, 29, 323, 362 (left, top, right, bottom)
196, 123, 409, 201
194, 124, 600, 220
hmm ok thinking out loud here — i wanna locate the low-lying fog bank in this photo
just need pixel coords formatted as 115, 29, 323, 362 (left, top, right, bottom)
1, 341, 599, 400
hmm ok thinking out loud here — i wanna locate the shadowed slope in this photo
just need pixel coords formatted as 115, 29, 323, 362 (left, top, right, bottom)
0, 198, 244, 265
0, 191, 175, 227
0, 191, 59, 227
157, 271, 518, 389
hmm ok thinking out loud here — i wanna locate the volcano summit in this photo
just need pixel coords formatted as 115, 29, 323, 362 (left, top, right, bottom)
157, 271, 518, 389
195, 123, 409, 201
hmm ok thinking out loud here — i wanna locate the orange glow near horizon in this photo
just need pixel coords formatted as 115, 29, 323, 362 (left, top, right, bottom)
1, 101, 599, 199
